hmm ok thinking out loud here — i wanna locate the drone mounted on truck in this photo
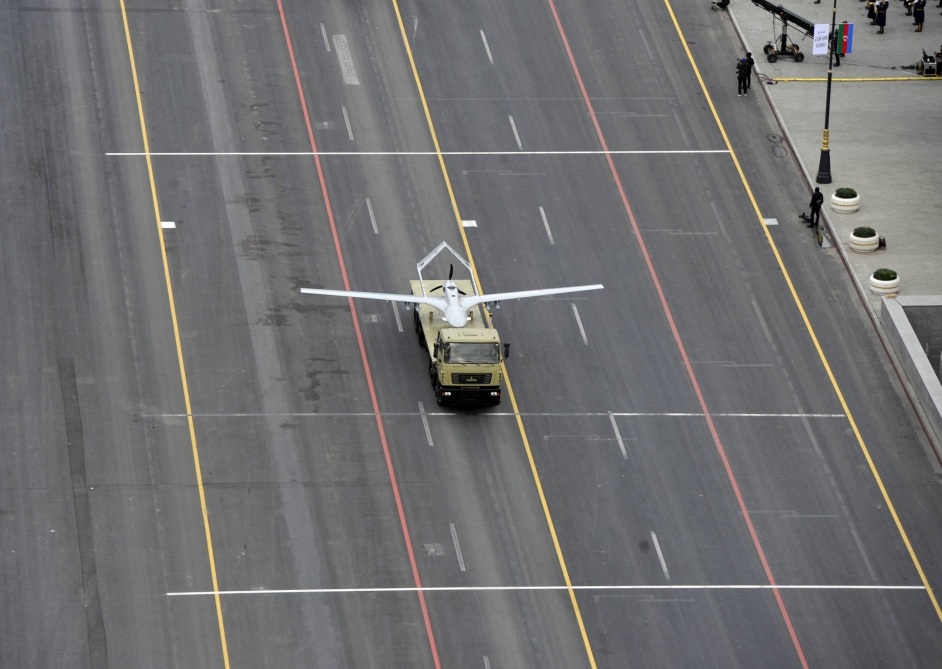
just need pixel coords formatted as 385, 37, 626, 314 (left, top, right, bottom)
300, 242, 603, 405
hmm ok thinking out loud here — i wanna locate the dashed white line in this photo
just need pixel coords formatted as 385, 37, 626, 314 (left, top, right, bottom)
365, 197, 379, 234
391, 302, 403, 332
651, 531, 670, 581
571, 304, 588, 345
160, 221, 176, 229
608, 412, 628, 459
462, 220, 478, 228
149, 411, 848, 419
450, 523, 466, 572
508, 115, 522, 150
168, 584, 927, 596
480, 30, 494, 64
483, 657, 492, 669
320, 23, 331, 51
539, 206, 555, 245
342, 106, 354, 141
418, 401, 434, 446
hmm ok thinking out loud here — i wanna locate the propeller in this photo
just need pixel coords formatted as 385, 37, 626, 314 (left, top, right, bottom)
429, 264, 466, 295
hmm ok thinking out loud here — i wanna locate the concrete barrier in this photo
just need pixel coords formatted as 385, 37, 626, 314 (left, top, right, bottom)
881, 296, 942, 448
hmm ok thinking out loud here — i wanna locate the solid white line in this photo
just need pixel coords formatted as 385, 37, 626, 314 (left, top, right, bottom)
608, 412, 628, 459
106, 149, 731, 157
167, 584, 926, 596
147, 411, 848, 419
651, 532, 670, 581
450, 523, 466, 572
480, 30, 494, 65
365, 197, 379, 234
539, 206, 555, 245
321, 23, 331, 51
391, 302, 403, 332
418, 401, 434, 446
508, 116, 523, 150
571, 304, 588, 345
342, 106, 354, 141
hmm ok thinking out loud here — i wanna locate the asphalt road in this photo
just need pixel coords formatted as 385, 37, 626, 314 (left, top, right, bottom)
3, 0, 942, 667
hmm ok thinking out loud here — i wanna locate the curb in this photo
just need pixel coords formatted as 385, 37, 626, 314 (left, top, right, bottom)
723, 5, 942, 463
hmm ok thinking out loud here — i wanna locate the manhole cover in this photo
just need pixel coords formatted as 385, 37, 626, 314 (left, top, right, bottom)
767, 134, 783, 143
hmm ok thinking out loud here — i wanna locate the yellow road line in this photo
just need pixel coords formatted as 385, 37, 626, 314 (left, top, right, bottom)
662, 0, 942, 625
118, 2, 232, 665
774, 77, 938, 82
388, 1, 598, 666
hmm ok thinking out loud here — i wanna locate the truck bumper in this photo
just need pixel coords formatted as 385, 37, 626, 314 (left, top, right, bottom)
438, 386, 501, 406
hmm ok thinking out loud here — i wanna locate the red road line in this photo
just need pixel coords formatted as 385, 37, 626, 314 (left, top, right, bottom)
274, 3, 442, 668
542, 1, 809, 666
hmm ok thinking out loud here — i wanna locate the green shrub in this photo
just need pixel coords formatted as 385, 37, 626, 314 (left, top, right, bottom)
853, 226, 876, 238
873, 268, 897, 281
835, 187, 857, 199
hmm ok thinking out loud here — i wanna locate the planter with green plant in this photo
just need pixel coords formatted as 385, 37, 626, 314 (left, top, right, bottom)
869, 268, 900, 295
831, 187, 860, 213
849, 226, 878, 253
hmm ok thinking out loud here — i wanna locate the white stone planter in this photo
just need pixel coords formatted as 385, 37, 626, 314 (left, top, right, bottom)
831, 192, 861, 213
849, 231, 879, 253
869, 273, 900, 295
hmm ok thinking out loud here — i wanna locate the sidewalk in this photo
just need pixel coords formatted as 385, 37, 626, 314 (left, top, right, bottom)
729, 0, 942, 310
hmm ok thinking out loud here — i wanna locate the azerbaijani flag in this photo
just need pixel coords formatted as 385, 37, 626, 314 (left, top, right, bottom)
836, 22, 854, 55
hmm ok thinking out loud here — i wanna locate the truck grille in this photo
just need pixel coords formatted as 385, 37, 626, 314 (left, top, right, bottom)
452, 373, 492, 385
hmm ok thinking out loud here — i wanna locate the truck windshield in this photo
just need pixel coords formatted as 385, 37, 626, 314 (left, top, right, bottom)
443, 343, 500, 364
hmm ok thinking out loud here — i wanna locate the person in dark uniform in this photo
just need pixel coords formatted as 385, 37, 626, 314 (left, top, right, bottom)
867, 0, 877, 24
739, 52, 755, 90
737, 59, 749, 96
914, 0, 926, 30
876, 0, 888, 32
807, 188, 824, 228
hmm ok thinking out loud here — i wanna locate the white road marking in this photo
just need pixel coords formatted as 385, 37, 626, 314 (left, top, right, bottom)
539, 206, 555, 245
571, 304, 588, 345
462, 220, 478, 227
450, 523, 466, 572
672, 113, 691, 147
365, 197, 379, 234
107, 149, 731, 157
320, 23, 331, 51
332, 35, 360, 85
764, 218, 779, 226
391, 301, 403, 332
608, 412, 628, 459
168, 584, 926, 596
480, 30, 494, 64
483, 657, 492, 669
651, 531, 670, 581
418, 401, 434, 446
149, 411, 848, 419
508, 116, 523, 150
342, 106, 354, 141
161, 221, 176, 229
638, 29, 655, 61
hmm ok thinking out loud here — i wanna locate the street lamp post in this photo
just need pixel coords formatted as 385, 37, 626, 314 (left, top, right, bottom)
815, 0, 839, 183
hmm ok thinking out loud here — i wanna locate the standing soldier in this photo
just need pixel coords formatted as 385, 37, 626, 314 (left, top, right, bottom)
807, 187, 825, 230
737, 59, 749, 97
914, 0, 926, 31
876, 0, 888, 33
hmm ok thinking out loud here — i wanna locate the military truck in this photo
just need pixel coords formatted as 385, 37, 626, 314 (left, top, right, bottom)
300, 241, 602, 407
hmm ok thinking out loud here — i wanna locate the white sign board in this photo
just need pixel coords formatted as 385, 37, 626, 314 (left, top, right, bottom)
812, 24, 830, 55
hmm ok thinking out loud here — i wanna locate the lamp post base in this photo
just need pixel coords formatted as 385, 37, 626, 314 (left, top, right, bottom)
816, 149, 832, 184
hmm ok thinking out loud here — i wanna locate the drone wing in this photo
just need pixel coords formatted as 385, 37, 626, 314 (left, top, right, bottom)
459, 284, 603, 311
300, 288, 448, 313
